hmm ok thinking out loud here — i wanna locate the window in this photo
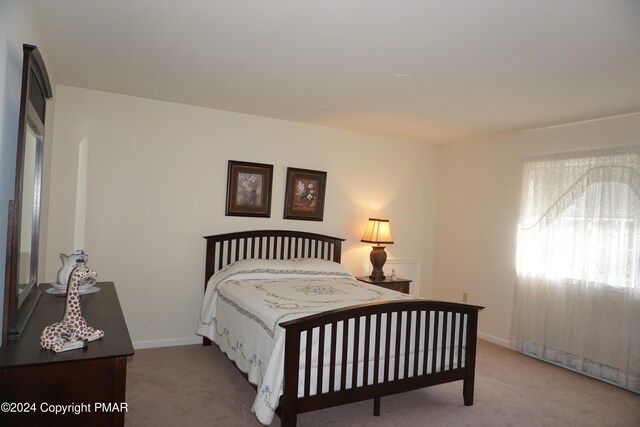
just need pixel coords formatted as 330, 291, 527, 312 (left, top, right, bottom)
516, 148, 640, 290
511, 145, 640, 392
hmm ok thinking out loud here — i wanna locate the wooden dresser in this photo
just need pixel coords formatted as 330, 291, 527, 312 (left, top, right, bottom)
0, 282, 134, 426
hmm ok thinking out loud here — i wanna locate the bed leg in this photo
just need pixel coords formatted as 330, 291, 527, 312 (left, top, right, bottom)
373, 397, 381, 416
463, 377, 475, 406
203, 337, 212, 346
281, 410, 297, 427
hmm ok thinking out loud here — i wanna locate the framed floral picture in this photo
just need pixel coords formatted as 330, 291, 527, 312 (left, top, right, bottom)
225, 160, 273, 217
283, 167, 327, 221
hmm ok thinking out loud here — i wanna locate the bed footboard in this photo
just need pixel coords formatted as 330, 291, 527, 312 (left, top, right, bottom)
279, 300, 483, 427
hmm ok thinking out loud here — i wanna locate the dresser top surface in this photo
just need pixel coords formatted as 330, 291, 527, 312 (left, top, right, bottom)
0, 282, 134, 368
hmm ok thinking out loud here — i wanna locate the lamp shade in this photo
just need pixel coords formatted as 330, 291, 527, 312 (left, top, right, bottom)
360, 218, 394, 245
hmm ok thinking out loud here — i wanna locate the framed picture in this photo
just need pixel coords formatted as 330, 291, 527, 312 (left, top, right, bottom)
225, 160, 273, 217
283, 167, 327, 221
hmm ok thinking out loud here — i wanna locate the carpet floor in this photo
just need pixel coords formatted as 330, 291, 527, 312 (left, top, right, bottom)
125, 339, 640, 426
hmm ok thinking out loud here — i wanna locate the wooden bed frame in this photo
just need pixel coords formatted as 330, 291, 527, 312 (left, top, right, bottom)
203, 230, 484, 427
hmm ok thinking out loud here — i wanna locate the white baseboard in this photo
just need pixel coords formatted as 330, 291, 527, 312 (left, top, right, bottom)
478, 331, 510, 348
133, 336, 202, 350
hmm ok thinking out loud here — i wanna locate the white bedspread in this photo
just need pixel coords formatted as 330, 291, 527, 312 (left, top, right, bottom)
197, 258, 415, 425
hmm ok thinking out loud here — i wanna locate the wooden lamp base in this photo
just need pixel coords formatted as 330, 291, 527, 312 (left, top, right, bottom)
369, 245, 388, 281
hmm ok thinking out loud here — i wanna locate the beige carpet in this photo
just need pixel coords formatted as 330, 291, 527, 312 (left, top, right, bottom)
125, 340, 640, 426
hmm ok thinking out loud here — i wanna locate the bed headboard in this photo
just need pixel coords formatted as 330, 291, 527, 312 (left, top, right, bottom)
203, 230, 345, 286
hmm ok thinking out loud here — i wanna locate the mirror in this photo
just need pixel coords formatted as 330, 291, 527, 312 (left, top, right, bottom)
2, 44, 51, 340
17, 124, 41, 306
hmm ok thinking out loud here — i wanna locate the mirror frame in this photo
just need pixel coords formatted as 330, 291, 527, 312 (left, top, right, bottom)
2, 44, 52, 340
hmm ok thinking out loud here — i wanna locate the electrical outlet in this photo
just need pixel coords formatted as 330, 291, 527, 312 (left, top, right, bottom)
462, 292, 468, 303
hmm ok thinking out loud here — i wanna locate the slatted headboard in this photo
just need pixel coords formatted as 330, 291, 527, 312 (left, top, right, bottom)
203, 230, 345, 288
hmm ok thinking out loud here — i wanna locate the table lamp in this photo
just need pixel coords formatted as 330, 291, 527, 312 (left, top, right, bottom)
361, 218, 394, 280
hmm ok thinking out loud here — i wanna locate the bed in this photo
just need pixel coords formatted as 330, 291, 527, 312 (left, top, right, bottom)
197, 230, 484, 426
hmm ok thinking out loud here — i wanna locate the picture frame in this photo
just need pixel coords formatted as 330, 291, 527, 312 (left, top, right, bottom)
283, 167, 327, 221
225, 160, 273, 217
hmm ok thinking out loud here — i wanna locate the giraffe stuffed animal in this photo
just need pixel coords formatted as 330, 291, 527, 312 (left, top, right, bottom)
40, 263, 104, 352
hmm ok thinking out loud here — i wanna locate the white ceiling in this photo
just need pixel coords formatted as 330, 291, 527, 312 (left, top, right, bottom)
30, 0, 640, 143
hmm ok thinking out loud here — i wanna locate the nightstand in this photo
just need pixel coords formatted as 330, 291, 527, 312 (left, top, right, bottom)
356, 276, 412, 294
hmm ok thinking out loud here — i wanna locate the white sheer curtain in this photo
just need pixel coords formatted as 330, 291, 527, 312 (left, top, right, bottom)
511, 145, 640, 393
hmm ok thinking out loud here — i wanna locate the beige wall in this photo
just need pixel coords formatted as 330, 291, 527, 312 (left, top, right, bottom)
46, 85, 439, 346
48, 86, 640, 348
434, 113, 640, 345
